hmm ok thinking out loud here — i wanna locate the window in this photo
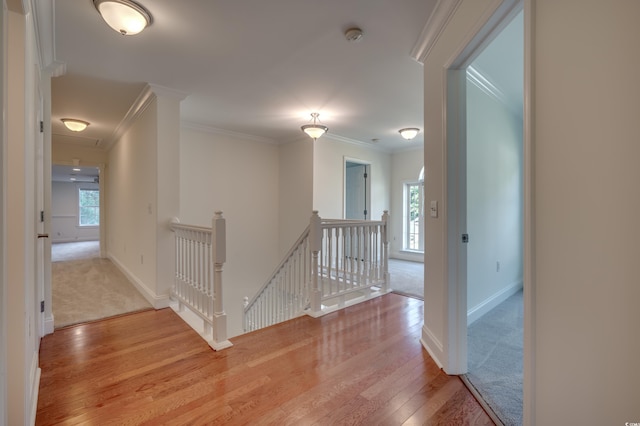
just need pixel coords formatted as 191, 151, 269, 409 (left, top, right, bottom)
404, 167, 425, 252
79, 188, 99, 226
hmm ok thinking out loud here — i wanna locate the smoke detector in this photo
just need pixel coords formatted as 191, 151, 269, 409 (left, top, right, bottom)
345, 27, 364, 42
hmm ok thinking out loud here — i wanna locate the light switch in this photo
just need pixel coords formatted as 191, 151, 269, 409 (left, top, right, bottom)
430, 200, 438, 218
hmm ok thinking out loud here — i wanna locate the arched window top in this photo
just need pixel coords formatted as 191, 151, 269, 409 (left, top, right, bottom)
418, 166, 424, 182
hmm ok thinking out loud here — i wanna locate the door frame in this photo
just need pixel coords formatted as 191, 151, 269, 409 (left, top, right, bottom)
343, 157, 371, 220
442, 0, 534, 423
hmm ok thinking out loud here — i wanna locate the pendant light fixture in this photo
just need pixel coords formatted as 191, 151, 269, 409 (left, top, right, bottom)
93, 0, 152, 36
61, 118, 90, 132
398, 127, 420, 140
301, 113, 328, 141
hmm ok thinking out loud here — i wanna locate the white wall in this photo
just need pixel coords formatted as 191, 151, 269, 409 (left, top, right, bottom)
180, 126, 280, 338
423, 0, 640, 424
52, 141, 106, 165
4, 4, 42, 424
106, 98, 159, 305
533, 1, 640, 423
389, 147, 424, 261
51, 181, 100, 243
313, 137, 391, 220
278, 139, 313, 256
0, 2, 6, 422
466, 80, 523, 321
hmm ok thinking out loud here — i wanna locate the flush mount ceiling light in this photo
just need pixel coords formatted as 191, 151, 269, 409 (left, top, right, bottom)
398, 127, 420, 140
93, 0, 152, 36
61, 118, 90, 132
301, 113, 328, 141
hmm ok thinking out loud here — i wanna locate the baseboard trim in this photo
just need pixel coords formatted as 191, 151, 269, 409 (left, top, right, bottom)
421, 325, 445, 369
107, 253, 171, 309
29, 353, 41, 426
44, 314, 54, 335
467, 280, 522, 325
51, 237, 99, 244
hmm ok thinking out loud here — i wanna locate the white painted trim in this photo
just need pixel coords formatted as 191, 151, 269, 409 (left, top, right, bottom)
104, 85, 156, 152
325, 133, 392, 153
51, 236, 99, 244
522, 1, 534, 424
28, 353, 40, 426
421, 325, 444, 369
181, 120, 277, 144
148, 83, 188, 101
410, 0, 464, 63
466, 65, 507, 105
44, 314, 54, 334
107, 252, 171, 309
467, 280, 522, 325
169, 301, 233, 351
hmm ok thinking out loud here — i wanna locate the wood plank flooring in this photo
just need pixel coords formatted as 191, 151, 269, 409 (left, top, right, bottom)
36, 294, 493, 425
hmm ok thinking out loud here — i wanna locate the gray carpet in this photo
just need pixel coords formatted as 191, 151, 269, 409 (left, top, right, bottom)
51, 241, 152, 328
388, 258, 424, 299
52, 240, 100, 262
466, 289, 523, 426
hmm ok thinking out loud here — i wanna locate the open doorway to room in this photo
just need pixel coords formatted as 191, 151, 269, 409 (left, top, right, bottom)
448, 7, 524, 425
51, 164, 101, 261
464, 10, 524, 425
50, 163, 152, 328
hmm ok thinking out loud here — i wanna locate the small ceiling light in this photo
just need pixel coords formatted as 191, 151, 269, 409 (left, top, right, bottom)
93, 0, 152, 36
301, 113, 328, 141
61, 118, 90, 132
73, 168, 81, 172
399, 128, 420, 140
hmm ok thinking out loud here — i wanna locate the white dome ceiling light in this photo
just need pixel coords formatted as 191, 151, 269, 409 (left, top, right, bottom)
61, 118, 90, 132
93, 0, 152, 36
398, 127, 420, 140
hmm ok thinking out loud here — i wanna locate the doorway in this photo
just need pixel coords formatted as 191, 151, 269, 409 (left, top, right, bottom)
444, 2, 526, 425
344, 159, 370, 220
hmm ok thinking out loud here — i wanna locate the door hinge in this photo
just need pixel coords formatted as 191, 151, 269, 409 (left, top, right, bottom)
363, 172, 368, 179
462, 233, 469, 243
40, 300, 45, 313
40, 210, 45, 222
40, 121, 44, 133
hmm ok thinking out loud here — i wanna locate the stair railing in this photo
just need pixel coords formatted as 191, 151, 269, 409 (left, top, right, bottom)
170, 211, 232, 350
244, 210, 390, 332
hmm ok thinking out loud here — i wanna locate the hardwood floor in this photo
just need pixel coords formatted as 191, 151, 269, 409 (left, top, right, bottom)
36, 294, 493, 425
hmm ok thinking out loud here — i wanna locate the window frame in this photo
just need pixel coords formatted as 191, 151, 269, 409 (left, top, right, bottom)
403, 180, 425, 253
78, 187, 100, 227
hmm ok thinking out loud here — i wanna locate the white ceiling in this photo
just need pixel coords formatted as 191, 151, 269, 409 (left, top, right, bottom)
52, 0, 439, 152
52, 164, 100, 183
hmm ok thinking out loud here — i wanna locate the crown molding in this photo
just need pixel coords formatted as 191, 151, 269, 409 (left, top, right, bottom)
30, 0, 61, 72
323, 133, 392, 154
466, 65, 507, 105
104, 85, 156, 151
148, 83, 189, 101
181, 121, 278, 145
410, 0, 464, 64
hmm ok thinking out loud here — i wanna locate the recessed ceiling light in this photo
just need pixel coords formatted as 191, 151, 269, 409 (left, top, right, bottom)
72, 168, 81, 172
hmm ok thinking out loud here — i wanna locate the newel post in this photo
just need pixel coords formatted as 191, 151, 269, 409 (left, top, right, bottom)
309, 211, 322, 314
211, 211, 233, 350
382, 210, 390, 292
